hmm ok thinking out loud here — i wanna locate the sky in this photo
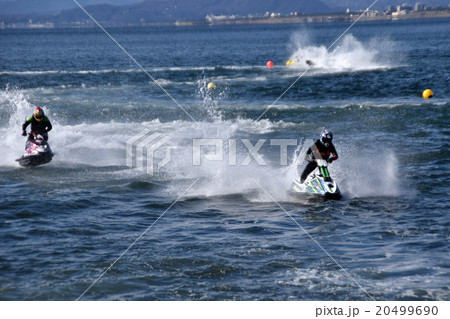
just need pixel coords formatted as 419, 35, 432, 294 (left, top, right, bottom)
0, 0, 132, 3
1, 0, 449, 5
0, 0, 448, 15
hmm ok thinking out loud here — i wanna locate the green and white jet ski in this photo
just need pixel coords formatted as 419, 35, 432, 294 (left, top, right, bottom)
290, 159, 341, 200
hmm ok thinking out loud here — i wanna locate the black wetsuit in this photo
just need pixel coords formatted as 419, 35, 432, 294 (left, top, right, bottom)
22, 116, 52, 141
300, 140, 338, 183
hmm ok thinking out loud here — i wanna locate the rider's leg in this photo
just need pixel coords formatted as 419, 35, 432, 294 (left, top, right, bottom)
300, 161, 317, 183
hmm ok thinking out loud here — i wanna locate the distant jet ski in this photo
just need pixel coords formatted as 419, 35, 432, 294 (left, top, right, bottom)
16, 132, 54, 167
289, 159, 341, 200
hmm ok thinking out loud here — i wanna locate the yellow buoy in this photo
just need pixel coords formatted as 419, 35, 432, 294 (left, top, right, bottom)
286, 59, 296, 67
207, 82, 216, 90
422, 89, 433, 99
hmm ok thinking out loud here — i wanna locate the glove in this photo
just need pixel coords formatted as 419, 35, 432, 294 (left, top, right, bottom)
22, 131, 27, 136
328, 155, 337, 163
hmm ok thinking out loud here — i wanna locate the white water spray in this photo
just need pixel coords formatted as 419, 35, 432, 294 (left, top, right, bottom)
287, 33, 398, 72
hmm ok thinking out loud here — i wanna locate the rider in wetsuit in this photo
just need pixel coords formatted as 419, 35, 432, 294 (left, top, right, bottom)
22, 107, 52, 141
300, 130, 338, 183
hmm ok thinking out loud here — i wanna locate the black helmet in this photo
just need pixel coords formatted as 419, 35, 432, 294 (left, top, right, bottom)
320, 130, 333, 147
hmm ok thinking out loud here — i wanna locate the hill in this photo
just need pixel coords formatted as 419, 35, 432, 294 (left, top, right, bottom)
0, 0, 333, 25
0, 0, 131, 15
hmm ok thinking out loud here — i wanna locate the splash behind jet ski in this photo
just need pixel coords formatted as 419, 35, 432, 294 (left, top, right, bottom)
290, 159, 341, 200
16, 131, 54, 167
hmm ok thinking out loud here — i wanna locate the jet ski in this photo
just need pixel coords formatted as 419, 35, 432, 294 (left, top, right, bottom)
16, 131, 54, 167
290, 159, 341, 200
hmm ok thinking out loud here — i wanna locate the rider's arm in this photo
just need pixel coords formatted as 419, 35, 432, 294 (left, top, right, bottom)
22, 117, 32, 133
329, 143, 338, 161
45, 117, 52, 132
304, 145, 314, 162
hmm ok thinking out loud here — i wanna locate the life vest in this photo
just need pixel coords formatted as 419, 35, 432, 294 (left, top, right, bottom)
314, 141, 331, 159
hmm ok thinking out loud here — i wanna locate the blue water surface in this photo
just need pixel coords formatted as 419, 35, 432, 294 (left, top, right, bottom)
0, 18, 449, 300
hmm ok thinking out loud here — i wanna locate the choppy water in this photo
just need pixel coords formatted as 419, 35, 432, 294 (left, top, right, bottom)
0, 19, 449, 300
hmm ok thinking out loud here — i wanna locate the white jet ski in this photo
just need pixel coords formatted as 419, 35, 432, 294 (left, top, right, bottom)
290, 159, 341, 200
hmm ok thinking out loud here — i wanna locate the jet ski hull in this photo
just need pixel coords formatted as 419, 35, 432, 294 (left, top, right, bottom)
16, 134, 54, 167
16, 152, 53, 167
289, 176, 342, 200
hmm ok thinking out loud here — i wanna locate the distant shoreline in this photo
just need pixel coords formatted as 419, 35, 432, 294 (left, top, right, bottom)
178, 9, 450, 27
1, 9, 449, 29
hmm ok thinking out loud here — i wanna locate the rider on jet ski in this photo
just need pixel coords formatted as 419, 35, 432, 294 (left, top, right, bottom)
300, 130, 338, 183
22, 107, 52, 141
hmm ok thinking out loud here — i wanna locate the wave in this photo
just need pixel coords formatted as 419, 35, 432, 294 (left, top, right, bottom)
286, 33, 402, 73
0, 69, 130, 76
0, 65, 263, 77
0, 87, 292, 165
0, 87, 407, 201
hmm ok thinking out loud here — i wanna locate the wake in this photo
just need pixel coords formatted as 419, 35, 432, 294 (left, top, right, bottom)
287, 33, 399, 72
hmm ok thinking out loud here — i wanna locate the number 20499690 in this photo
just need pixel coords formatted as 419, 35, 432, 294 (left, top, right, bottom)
375, 305, 438, 316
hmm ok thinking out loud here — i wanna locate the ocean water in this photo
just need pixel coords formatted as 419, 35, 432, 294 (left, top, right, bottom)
0, 18, 449, 301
